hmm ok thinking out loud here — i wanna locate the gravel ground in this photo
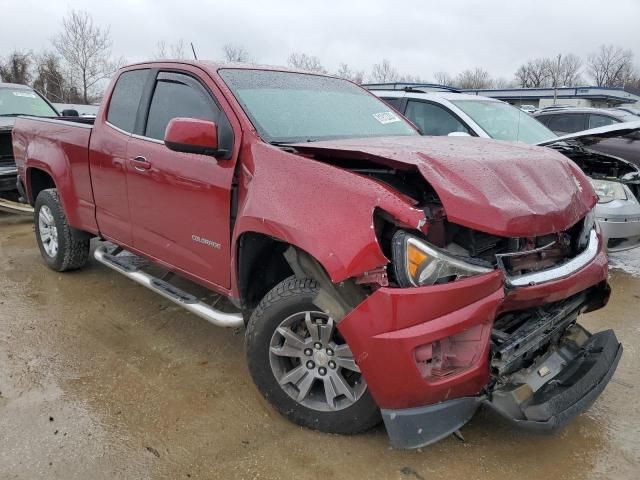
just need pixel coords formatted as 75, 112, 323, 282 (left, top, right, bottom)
1, 211, 639, 479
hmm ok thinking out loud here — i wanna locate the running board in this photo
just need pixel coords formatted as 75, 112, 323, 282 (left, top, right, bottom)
93, 245, 244, 328
0, 197, 34, 215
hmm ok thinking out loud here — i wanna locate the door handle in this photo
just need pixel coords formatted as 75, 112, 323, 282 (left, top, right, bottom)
129, 156, 151, 172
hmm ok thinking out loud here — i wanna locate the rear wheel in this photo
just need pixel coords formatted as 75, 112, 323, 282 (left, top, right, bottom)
34, 189, 90, 272
245, 276, 380, 434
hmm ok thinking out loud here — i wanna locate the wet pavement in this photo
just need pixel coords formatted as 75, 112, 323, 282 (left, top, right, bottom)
1, 211, 639, 479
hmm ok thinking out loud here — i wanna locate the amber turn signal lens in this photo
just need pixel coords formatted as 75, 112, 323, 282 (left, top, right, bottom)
407, 243, 428, 279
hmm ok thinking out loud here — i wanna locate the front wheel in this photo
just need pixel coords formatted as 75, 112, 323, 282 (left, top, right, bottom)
34, 189, 90, 272
245, 276, 380, 434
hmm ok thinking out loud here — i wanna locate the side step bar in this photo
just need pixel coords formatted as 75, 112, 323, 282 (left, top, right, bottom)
0, 197, 34, 215
94, 245, 244, 328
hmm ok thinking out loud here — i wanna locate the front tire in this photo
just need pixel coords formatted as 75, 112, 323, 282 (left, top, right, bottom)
245, 276, 380, 434
34, 189, 90, 272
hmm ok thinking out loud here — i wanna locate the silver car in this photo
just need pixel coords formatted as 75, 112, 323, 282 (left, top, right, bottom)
368, 85, 640, 251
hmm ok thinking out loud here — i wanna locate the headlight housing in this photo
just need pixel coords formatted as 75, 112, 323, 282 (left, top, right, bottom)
590, 179, 627, 203
392, 231, 493, 287
578, 208, 596, 250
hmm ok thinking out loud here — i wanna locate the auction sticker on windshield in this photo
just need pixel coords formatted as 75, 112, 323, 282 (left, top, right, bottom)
12, 91, 37, 98
373, 111, 401, 124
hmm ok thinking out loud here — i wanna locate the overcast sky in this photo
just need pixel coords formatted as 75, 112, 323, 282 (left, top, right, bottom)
1, 0, 639, 81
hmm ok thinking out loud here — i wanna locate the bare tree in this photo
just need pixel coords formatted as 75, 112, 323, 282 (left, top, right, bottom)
370, 59, 399, 83
493, 77, 515, 88
287, 52, 326, 73
32, 52, 68, 102
0, 51, 32, 84
454, 67, 493, 89
434, 71, 454, 86
546, 53, 583, 88
514, 58, 551, 88
588, 45, 634, 87
154, 39, 187, 59
558, 53, 583, 86
335, 63, 364, 83
223, 43, 252, 63
53, 10, 123, 104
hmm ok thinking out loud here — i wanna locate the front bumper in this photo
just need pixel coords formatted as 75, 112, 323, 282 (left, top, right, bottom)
595, 198, 640, 251
383, 330, 621, 449
337, 233, 611, 448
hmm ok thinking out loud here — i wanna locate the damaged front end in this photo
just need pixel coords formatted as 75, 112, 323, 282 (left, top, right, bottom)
487, 289, 621, 430
276, 136, 620, 448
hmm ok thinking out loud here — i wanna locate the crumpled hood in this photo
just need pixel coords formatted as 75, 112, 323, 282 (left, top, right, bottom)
290, 136, 596, 237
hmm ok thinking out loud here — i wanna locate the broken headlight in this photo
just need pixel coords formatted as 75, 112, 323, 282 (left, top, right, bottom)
578, 208, 596, 250
590, 179, 627, 203
392, 231, 492, 287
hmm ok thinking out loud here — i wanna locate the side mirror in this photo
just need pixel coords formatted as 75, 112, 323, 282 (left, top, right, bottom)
61, 109, 79, 117
164, 117, 222, 156
448, 131, 471, 137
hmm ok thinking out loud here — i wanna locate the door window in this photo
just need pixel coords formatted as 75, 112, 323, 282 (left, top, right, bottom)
405, 100, 470, 136
589, 114, 619, 129
144, 72, 221, 141
107, 69, 149, 133
544, 114, 586, 134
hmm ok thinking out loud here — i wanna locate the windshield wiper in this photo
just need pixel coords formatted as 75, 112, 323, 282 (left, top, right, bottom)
270, 138, 320, 146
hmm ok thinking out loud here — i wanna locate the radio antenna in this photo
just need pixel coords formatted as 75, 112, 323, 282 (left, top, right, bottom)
190, 42, 198, 60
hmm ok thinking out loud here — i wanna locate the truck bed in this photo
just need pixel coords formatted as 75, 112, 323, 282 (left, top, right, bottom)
12, 115, 99, 234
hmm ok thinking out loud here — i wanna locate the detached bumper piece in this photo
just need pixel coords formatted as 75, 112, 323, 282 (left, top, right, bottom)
382, 397, 482, 449
487, 328, 622, 430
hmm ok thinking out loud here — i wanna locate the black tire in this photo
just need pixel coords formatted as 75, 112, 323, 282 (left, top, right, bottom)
34, 188, 90, 272
245, 276, 381, 434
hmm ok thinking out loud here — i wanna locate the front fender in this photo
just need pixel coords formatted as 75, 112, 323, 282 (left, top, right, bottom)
231, 142, 427, 289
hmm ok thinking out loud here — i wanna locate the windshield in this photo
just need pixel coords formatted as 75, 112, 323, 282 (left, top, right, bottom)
219, 69, 417, 143
0, 87, 57, 117
452, 99, 556, 144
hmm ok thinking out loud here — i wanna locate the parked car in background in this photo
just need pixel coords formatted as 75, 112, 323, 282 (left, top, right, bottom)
11, 62, 621, 449
613, 106, 640, 117
0, 82, 59, 210
519, 104, 537, 114
534, 107, 640, 168
534, 107, 638, 135
53, 103, 100, 118
368, 85, 640, 251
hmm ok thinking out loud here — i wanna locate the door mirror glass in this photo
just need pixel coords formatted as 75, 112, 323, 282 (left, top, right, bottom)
164, 117, 221, 156
61, 109, 79, 117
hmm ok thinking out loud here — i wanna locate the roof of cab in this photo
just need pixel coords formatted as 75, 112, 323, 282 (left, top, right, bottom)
0, 82, 34, 90
120, 60, 332, 77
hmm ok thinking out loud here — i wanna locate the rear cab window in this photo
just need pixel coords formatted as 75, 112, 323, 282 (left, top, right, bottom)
107, 69, 149, 133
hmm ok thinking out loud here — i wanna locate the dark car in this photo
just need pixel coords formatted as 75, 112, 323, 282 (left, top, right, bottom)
0, 82, 59, 204
534, 107, 640, 167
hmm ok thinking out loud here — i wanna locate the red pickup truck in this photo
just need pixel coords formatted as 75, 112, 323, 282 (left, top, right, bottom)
12, 61, 622, 449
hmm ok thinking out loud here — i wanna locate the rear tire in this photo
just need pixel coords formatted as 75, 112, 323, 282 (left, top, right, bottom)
245, 276, 381, 434
34, 188, 90, 272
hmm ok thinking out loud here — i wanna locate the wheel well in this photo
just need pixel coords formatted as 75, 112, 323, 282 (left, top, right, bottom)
237, 233, 294, 310
28, 168, 55, 205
